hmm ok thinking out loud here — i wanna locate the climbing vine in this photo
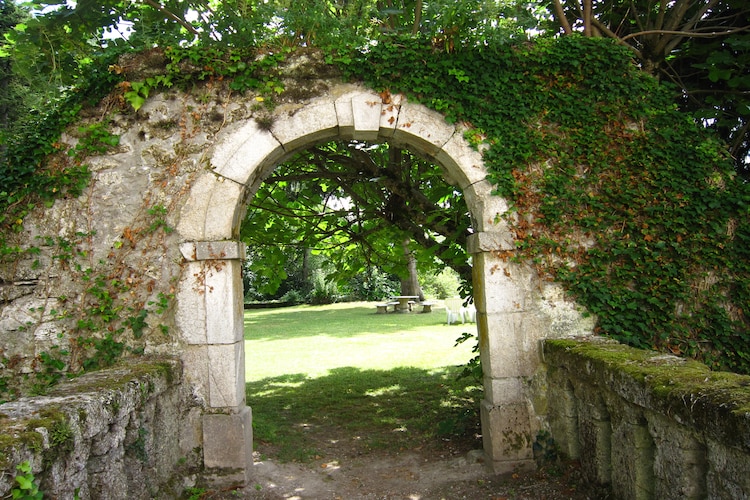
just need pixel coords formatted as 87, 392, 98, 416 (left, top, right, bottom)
1, 32, 748, 398
342, 35, 750, 373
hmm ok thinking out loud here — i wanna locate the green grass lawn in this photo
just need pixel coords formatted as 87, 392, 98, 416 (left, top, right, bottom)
244, 301, 477, 379
244, 301, 483, 462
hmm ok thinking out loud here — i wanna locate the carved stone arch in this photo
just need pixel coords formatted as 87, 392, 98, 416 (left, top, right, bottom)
175, 84, 539, 480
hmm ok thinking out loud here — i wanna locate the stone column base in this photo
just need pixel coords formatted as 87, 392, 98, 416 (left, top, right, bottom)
202, 406, 253, 485
480, 399, 537, 474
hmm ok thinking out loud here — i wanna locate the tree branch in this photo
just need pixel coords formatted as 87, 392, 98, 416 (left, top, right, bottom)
140, 0, 200, 35
621, 24, 750, 43
552, 0, 573, 34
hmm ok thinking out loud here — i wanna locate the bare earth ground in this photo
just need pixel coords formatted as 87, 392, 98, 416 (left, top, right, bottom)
201, 424, 607, 499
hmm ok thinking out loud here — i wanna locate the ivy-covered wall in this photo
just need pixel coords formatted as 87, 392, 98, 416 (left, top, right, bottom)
0, 35, 747, 398
344, 35, 750, 373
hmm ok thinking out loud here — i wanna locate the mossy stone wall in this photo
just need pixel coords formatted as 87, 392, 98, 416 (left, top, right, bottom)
543, 338, 750, 499
0, 359, 200, 499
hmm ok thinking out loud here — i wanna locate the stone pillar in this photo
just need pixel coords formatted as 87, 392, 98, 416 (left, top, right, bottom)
468, 232, 540, 474
177, 240, 252, 484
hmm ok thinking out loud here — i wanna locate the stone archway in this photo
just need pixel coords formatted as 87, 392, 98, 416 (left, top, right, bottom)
175, 84, 540, 479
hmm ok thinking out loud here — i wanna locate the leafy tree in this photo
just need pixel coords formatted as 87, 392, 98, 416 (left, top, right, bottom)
240, 141, 473, 299
0, 0, 25, 132
546, 0, 750, 175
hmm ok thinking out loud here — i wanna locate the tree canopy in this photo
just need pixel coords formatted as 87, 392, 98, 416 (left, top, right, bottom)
547, 0, 750, 176
240, 141, 472, 299
2, 0, 747, 171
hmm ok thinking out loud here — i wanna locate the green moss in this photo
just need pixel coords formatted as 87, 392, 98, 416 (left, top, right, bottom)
47, 359, 178, 397
545, 339, 750, 402
0, 360, 179, 472
545, 339, 750, 447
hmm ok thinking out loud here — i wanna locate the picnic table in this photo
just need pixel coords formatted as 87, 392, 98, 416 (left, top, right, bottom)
392, 295, 419, 312
375, 296, 421, 313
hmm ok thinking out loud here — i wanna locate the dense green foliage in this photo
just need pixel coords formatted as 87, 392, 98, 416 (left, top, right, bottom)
0, 0, 747, 379
240, 141, 472, 300
548, 0, 750, 176
342, 34, 750, 372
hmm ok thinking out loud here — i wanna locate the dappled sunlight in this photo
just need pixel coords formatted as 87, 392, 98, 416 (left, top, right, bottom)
365, 384, 403, 397
247, 365, 483, 463
245, 302, 483, 469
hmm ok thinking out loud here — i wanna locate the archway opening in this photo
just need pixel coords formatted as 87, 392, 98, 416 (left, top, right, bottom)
240, 137, 483, 465
178, 88, 538, 479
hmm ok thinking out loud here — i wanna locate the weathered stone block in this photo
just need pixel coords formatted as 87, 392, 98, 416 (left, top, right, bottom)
270, 101, 339, 152
433, 128, 487, 189
178, 173, 246, 241
180, 240, 246, 261
176, 261, 207, 345
649, 413, 706, 500
483, 376, 525, 406
706, 439, 750, 499
202, 406, 253, 476
480, 399, 536, 473
203, 178, 246, 240
393, 102, 454, 157
350, 93, 383, 141
467, 231, 515, 254
609, 407, 654, 500
472, 256, 534, 313
574, 391, 612, 485
211, 121, 285, 185
205, 260, 244, 345
207, 342, 246, 408
546, 376, 580, 459
480, 311, 544, 379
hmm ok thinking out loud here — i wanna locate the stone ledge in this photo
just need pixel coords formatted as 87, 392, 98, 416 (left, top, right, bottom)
544, 338, 750, 454
180, 240, 246, 261
0, 358, 195, 500
544, 337, 750, 499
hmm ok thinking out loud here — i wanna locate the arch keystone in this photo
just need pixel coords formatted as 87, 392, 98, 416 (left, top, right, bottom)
335, 89, 403, 141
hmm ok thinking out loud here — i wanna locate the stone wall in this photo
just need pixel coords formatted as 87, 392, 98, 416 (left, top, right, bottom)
0, 49, 593, 480
543, 338, 750, 499
0, 359, 201, 499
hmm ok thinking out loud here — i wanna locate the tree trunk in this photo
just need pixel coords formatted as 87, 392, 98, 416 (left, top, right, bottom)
400, 238, 424, 300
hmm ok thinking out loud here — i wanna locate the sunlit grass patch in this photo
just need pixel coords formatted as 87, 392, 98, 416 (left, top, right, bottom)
244, 303, 482, 462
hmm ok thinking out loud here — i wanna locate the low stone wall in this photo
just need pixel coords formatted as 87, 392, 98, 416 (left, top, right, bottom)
0, 359, 201, 499
543, 338, 750, 499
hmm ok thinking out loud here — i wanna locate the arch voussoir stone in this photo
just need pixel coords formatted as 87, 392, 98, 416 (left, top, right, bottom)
269, 101, 340, 154
211, 121, 286, 186
393, 102, 456, 157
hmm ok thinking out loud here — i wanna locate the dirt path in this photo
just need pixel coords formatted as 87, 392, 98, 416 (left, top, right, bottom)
201, 429, 602, 499
240, 450, 591, 499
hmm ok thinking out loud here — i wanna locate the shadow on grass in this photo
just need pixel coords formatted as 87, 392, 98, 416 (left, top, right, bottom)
247, 365, 482, 463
